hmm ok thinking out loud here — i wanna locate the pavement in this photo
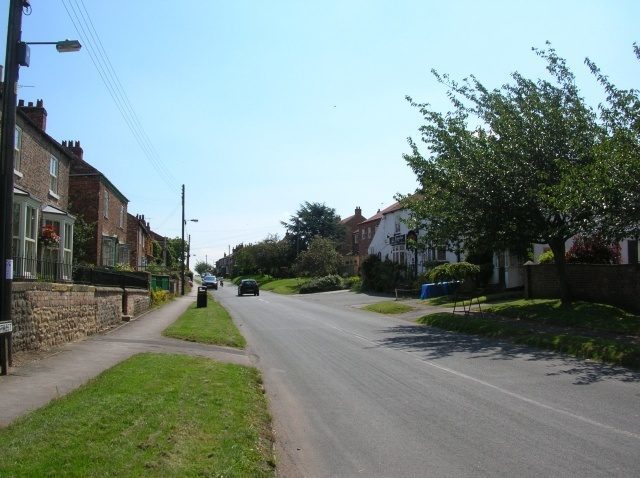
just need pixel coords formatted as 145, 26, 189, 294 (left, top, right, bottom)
0, 287, 250, 427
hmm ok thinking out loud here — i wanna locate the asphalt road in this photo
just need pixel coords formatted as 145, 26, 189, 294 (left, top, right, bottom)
215, 285, 640, 478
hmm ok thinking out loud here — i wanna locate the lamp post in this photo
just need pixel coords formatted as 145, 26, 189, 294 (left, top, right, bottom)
0, 0, 81, 375
180, 184, 198, 296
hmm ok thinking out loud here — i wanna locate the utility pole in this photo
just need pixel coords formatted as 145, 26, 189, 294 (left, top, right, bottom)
180, 184, 185, 296
186, 234, 191, 272
0, 0, 25, 375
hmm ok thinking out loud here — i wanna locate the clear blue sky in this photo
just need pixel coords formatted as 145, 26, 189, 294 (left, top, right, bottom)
1, 1, 638, 266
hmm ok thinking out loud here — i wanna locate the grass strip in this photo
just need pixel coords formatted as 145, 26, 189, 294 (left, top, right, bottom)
0, 353, 275, 477
259, 278, 310, 295
363, 301, 415, 315
417, 312, 640, 369
163, 296, 246, 348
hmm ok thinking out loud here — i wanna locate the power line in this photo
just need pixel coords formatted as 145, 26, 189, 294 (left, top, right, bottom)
60, 0, 178, 189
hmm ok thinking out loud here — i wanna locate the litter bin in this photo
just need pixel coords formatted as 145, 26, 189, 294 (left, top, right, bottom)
197, 286, 208, 308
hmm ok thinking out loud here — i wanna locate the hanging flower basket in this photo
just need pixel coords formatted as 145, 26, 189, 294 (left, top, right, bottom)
40, 225, 60, 248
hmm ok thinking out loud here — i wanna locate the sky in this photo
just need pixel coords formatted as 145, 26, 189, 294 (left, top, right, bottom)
1, 1, 638, 267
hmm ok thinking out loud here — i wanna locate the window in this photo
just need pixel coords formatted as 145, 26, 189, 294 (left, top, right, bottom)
119, 205, 125, 228
63, 223, 73, 277
117, 243, 130, 265
14, 126, 22, 172
49, 156, 59, 194
101, 236, 116, 266
368, 227, 371, 239
103, 191, 109, 218
12, 201, 38, 278
394, 217, 401, 234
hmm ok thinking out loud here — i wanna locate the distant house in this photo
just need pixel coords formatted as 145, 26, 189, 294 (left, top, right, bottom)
367, 201, 460, 275
12, 99, 76, 281
339, 206, 367, 275
126, 213, 153, 270
66, 143, 129, 267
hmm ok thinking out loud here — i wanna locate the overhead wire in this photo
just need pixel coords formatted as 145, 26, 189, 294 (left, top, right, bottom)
59, 0, 178, 190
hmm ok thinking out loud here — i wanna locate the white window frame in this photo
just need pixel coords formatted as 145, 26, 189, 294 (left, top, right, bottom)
14, 126, 22, 174
119, 205, 125, 229
49, 155, 59, 195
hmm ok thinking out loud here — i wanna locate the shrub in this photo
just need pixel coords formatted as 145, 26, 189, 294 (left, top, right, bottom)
538, 250, 555, 264
428, 262, 480, 283
151, 289, 170, 305
361, 255, 407, 293
299, 275, 343, 294
343, 275, 362, 292
565, 235, 621, 264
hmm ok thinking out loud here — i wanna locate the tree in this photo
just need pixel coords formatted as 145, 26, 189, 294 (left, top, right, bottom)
403, 44, 639, 303
294, 236, 342, 277
194, 261, 214, 276
72, 214, 96, 265
281, 202, 345, 254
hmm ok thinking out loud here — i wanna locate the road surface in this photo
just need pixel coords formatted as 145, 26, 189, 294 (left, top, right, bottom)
215, 285, 640, 477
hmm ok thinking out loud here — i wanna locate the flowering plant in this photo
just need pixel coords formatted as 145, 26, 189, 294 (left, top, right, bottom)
40, 225, 60, 247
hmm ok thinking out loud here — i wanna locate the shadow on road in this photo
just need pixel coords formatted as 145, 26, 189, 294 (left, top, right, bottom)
374, 324, 640, 385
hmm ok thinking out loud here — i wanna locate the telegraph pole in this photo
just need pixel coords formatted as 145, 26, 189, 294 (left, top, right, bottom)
180, 184, 185, 296
0, 0, 26, 375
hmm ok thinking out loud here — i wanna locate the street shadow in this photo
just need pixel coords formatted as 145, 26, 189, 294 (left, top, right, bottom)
373, 324, 640, 385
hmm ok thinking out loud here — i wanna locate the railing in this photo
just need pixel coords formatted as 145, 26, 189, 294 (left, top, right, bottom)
73, 266, 149, 289
13, 256, 73, 282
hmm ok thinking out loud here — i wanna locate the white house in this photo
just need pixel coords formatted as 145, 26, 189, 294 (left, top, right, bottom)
367, 202, 460, 275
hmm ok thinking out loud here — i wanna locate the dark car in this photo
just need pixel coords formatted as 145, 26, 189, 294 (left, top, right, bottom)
238, 279, 259, 296
202, 274, 218, 290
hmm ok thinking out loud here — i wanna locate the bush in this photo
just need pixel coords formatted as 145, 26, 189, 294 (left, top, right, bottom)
538, 250, 554, 264
361, 255, 407, 293
428, 262, 480, 283
151, 289, 170, 305
343, 275, 362, 292
299, 275, 343, 294
565, 235, 621, 264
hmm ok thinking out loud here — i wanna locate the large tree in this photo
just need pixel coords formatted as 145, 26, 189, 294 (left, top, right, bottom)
281, 201, 345, 254
402, 45, 639, 303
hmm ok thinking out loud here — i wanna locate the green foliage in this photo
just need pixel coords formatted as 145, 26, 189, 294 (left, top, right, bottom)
114, 263, 134, 272
537, 250, 555, 264
294, 236, 342, 277
71, 214, 96, 265
150, 289, 171, 306
281, 201, 345, 253
565, 235, 621, 264
403, 44, 640, 302
299, 275, 343, 294
165, 237, 185, 269
361, 255, 407, 293
343, 275, 362, 292
194, 260, 215, 276
428, 262, 480, 283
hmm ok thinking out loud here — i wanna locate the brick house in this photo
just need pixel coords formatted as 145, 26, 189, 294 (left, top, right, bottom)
126, 213, 153, 270
66, 143, 130, 267
339, 206, 367, 274
12, 99, 76, 281
149, 229, 169, 267
355, 207, 384, 263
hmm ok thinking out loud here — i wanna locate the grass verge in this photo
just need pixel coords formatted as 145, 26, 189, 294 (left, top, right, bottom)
163, 296, 246, 348
259, 278, 310, 295
0, 353, 275, 477
363, 301, 415, 315
417, 312, 640, 369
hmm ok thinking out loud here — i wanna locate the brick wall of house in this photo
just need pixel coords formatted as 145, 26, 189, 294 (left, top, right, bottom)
357, 218, 381, 258
126, 213, 142, 268
339, 207, 366, 255
525, 263, 640, 312
14, 114, 71, 210
99, 182, 127, 243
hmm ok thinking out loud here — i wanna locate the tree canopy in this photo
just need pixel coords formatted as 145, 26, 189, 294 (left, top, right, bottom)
281, 201, 345, 253
403, 44, 640, 302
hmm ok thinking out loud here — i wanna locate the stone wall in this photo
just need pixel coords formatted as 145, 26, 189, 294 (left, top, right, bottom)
11, 282, 150, 352
525, 263, 640, 312
124, 288, 151, 317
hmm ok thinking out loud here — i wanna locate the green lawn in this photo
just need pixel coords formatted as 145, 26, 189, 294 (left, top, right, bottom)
417, 299, 640, 369
163, 295, 246, 348
0, 353, 275, 477
259, 278, 310, 295
363, 301, 415, 315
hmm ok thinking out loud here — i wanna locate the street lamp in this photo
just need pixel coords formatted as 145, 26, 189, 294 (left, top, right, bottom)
0, 0, 82, 375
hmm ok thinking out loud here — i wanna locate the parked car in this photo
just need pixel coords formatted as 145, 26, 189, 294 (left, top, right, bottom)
202, 274, 218, 290
238, 279, 259, 296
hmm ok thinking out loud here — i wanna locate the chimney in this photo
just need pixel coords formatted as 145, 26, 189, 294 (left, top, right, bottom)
355, 206, 361, 216
62, 140, 84, 160
18, 98, 47, 131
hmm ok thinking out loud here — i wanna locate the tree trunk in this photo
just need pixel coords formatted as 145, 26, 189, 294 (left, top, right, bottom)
549, 237, 571, 305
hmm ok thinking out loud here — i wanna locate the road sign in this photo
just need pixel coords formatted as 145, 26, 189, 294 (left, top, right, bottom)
0, 321, 12, 333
